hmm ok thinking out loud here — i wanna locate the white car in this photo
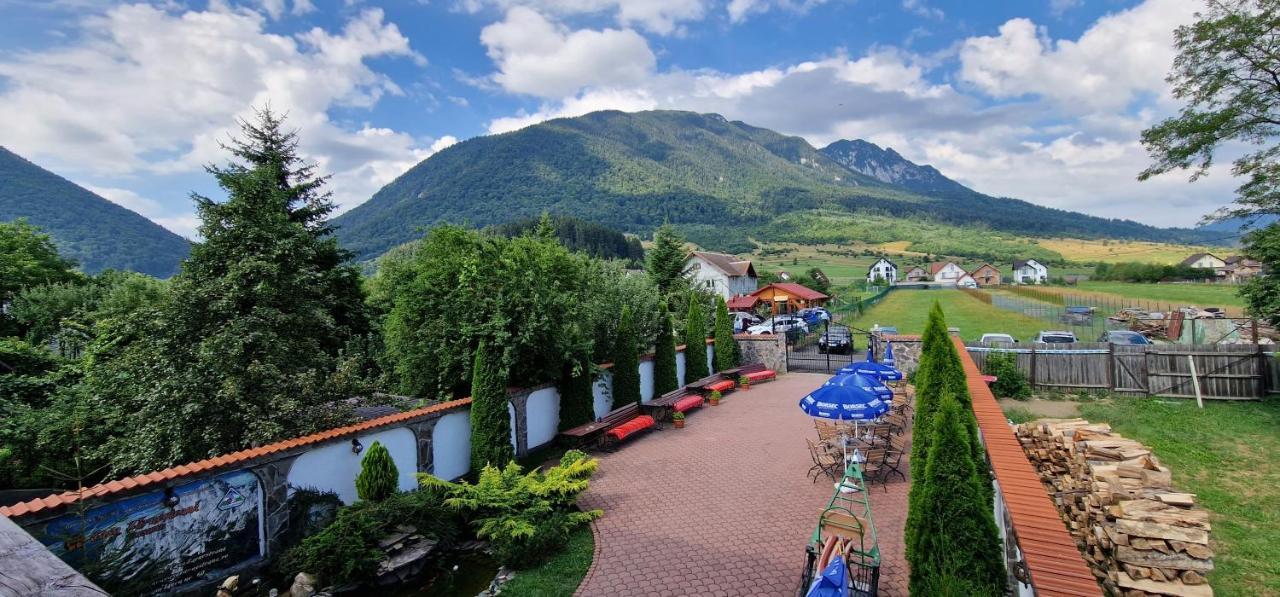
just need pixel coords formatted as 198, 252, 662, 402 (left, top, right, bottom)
980, 333, 1017, 345
732, 312, 762, 333
747, 316, 808, 335
1034, 330, 1078, 344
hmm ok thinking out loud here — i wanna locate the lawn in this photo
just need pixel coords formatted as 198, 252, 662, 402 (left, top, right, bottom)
500, 525, 595, 596
841, 288, 1048, 341
1036, 238, 1219, 265
1075, 281, 1246, 310
1076, 398, 1280, 597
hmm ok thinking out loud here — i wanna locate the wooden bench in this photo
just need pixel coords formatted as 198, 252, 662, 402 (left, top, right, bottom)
640, 388, 705, 422
737, 362, 778, 385
559, 402, 654, 450
684, 373, 725, 393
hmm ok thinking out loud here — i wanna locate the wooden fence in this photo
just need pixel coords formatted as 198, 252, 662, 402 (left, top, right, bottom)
964, 342, 1278, 400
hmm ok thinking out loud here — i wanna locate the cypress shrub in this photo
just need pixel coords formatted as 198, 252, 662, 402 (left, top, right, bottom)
908, 393, 1005, 596
612, 307, 641, 407
653, 304, 679, 395
355, 441, 399, 502
683, 293, 709, 381
470, 339, 514, 470
558, 356, 596, 431
713, 295, 738, 371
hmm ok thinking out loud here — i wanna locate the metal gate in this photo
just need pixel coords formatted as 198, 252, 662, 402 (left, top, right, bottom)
785, 318, 858, 373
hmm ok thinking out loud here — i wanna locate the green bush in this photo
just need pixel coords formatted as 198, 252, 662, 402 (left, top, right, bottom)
557, 356, 596, 432
470, 339, 514, 470
425, 450, 603, 568
612, 307, 641, 408
683, 293, 709, 381
984, 352, 1031, 400
356, 441, 399, 502
653, 304, 679, 395
908, 393, 1005, 596
713, 295, 738, 371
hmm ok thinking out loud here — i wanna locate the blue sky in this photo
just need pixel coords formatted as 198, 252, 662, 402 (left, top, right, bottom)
0, 0, 1235, 237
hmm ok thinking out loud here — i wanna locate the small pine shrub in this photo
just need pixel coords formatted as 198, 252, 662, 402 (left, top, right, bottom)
653, 304, 679, 395
355, 441, 399, 502
612, 307, 641, 407
683, 293, 710, 380
713, 295, 738, 371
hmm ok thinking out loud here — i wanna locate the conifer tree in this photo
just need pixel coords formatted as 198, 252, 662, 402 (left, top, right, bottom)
683, 293, 709, 380
908, 393, 1005, 596
612, 307, 641, 407
713, 295, 738, 371
558, 355, 596, 431
653, 304, 679, 395
355, 440, 399, 502
470, 339, 513, 470
646, 224, 687, 295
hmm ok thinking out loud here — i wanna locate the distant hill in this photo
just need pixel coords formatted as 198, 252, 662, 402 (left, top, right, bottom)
1196, 214, 1278, 239
333, 110, 1221, 262
0, 147, 189, 277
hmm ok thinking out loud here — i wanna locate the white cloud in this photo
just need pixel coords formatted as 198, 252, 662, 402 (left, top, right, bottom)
480, 7, 655, 97
0, 4, 445, 216
1049, 0, 1082, 17
461, 0, 709, 36
902, 0, 942, 20
727, 0, 828, 23
958, 0, 1198, 111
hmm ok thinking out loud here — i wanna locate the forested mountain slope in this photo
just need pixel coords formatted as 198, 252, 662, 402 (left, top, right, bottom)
0, 147, 189, 277
333, 110, 1219, 261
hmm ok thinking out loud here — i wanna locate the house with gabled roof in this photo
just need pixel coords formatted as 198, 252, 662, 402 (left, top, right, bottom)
1012, 259, 1049, 284
929, 261, 966, 283
867, 257, 898, 285
903, 266, 928, 282
969, 263, 1001, 286
684, 251, 758, 298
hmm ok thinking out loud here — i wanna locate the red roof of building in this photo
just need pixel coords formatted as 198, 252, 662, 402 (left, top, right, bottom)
0, 398, 472, 520
750, 282, 829, 301
954, 337, 1101, 596
929, 261, 958, 275
726, 295, 759, 310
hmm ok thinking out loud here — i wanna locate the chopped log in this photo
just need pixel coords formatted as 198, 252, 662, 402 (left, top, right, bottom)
1158, 493, 1197, 507
1181, 570, 1207, 585
1117, 573, 1214, 597
1115, 520, 1209, 545
1115, 547, 1215, 572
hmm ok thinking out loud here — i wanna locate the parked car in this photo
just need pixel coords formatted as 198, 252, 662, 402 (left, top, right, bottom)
1034, 330, 1078, 344
1098, 330, 1151, 345
732, 312, 762, 333
979, 333, 1017, 345
869, 324, 898, 337
747, 315, 808, 335
797, 307, 831, 325
818, 324, 854, 354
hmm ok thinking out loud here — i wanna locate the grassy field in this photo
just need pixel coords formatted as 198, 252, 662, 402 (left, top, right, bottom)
1074, 398, 1280, 597
1075, 281, 1246, 309
1036, 238, 1220, 265
501, 525, 595, 596
841, 288, 1050, 340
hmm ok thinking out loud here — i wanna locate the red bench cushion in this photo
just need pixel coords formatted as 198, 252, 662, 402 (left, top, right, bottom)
607, 415, 655, 441
744, 370, 776, 382
708, 380, 735, 392
674, 395, 704, 412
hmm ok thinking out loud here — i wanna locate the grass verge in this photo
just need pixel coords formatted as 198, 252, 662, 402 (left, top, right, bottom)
843, 288, 1048, 341
1078, 397, 1280, 597
500, 525, 595, 596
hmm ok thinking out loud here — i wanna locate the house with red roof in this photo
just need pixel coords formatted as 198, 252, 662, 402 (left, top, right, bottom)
749, 282, 829, 315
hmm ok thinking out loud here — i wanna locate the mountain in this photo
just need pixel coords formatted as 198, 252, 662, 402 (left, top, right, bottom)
0, 147, 189, 277
333, 110, 1220, 262
1196, 214, 1278, 239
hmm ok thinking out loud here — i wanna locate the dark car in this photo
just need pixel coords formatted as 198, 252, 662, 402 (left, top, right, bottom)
818, 325, 854, 354
1098, 330, 1151, 345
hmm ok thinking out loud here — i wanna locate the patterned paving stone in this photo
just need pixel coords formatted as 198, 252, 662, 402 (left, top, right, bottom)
575, 373, 910, 597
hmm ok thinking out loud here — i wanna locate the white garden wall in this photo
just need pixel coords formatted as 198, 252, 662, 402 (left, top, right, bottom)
287, 427, 418, 504
525, 386, 560, 451
431, 411, 471, 481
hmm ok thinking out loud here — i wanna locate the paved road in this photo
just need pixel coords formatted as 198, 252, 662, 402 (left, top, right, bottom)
575, 373, 910, 597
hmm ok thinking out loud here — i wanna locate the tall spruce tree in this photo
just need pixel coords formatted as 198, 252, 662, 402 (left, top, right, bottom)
470, 338, 513, 469
355, 440, 399, 502
93, 109, 370, 472
646, 224, 687, 295
712, 295, 738, 371
558, 353, 596, 431
653, 304, 679, 395
612, 307, 641, 407
908, 393, 1005, 596
683, 293, 709, 380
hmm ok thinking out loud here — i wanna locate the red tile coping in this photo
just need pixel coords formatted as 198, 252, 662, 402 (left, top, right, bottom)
953, 337, 1101, 596
883, 334, 922, 342
0, 398, 473, 520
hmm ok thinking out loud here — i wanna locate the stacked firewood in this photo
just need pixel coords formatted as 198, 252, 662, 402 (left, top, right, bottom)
1015, 418, 1214, 597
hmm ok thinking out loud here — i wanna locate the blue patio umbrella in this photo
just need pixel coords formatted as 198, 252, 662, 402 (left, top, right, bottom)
825, 372, 893, 402
882, 342, 896, 366
798, 383, 891, 421
837, 347, 904, 382
806, 555, 849, 597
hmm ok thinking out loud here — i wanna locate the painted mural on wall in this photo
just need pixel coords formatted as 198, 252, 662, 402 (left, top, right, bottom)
28, 469, 263, 595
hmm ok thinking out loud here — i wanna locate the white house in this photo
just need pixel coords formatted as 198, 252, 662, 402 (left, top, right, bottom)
684, 251, 758, 298
956, 273, 978, 288
867, 258, 898, 285
1180, 253, 1227, 273
929, 261, 967, 283
1012, 259, 1049, 284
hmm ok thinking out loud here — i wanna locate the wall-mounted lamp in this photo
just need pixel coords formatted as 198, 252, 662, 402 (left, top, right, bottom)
351, 438, 364, 454
163, 486, 180, 508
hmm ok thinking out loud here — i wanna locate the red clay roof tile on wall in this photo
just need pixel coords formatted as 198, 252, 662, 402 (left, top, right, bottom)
0, 398, 472, 520
953, 336, 1101, 596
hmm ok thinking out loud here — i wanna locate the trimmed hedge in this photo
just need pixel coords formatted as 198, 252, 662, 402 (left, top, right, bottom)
683, 293, 709, 380
612, 307, 641, 408
713, 295, 738, 371
355, 441, 398, 502
653, 304, 679, 395
470, 339, 514, 470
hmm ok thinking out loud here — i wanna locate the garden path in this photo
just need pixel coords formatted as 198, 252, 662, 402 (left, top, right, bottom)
575, 372, 910, 596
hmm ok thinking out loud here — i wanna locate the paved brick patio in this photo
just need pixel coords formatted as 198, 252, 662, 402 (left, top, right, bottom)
575, 373, 910, 597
